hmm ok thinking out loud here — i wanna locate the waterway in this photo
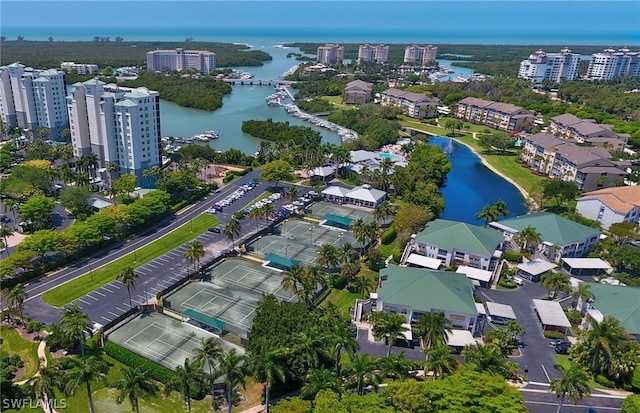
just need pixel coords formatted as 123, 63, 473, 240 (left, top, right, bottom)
429, 136, 527, 225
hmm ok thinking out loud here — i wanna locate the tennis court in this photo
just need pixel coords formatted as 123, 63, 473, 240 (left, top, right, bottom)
309, 201, 373, 222
107, 312, 244, 371
247, 219, 357, 266
165, 259, 296, 338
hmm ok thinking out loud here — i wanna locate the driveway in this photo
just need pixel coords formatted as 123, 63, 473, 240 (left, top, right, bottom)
480, 281, 563, 384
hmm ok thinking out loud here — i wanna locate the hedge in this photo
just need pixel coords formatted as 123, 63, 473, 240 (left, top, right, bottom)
104, 341, 174, 383
223, 167, 252, 183
595, 374, 616, 388
622, 394, 640, 413
498, 278, 517, 289
543, 330, 565, 340
632, 368, 640, 392
503, 251, 522, 263
380, 227, 397, 245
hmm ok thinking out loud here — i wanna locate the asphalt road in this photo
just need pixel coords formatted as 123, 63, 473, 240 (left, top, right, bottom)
522, 384, 624, 412
23, 170, 267, 324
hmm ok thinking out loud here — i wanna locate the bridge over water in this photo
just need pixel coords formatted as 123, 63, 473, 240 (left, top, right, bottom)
221, 79, 296, 87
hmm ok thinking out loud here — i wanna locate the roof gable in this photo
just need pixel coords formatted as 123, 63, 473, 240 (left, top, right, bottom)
497, 212, 600, 246
588, 284, 640, 335
415, 219, 504, 257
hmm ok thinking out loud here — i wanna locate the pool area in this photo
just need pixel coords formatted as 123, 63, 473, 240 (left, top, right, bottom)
379, 152, 401, 161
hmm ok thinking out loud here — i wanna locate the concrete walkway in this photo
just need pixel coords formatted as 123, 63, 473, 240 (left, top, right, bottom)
15, 334, 57, 413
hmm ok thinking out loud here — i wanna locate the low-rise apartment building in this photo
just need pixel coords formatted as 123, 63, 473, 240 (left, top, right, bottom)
343, 80, 373, 104
61, 62, 99, 75
576, 186, 640, 229
401, 219, 505, 273
549, 113, 628, 149
456, 97, 535, 132
380, 88, 441, 118
520, 133, 628, 191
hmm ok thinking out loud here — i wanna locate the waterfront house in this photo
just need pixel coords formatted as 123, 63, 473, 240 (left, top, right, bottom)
576, 186, 640, 229
489, 212, 601, 260
380, 88, 441, 118
456, 97, 535, 132
402, 219, 505, 274
549, 113, 628, 149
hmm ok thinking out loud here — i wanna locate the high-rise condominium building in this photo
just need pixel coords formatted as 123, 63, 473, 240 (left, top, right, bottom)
518, 48, 580, 83
0, 62, 68, 140
586, 48, 640, 80
403, 45, 438, 65
61, 62, 99, 75
146, 48, 217, 74
317, 44, 344, 66
358, 44, 389, 64
66, 79, 161, 181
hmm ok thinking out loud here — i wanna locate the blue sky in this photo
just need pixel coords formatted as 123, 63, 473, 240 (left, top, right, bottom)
1, 1, 639, 44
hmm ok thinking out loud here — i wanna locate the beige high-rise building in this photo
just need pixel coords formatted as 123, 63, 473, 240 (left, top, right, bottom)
404, 45, 437, 65
518, 48, 580, 83
358, 44, 389, 64
317, 44, 344, 66
146, 48, 217, 74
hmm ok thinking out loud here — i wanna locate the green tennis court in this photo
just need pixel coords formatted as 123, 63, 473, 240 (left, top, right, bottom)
107, 312, 243, 371
308, 201, 374, 222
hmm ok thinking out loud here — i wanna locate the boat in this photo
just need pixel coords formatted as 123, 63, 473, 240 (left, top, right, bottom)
192, 130, 219, 141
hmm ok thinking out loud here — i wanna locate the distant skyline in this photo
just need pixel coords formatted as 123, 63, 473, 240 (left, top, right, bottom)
1, 1, 639, 45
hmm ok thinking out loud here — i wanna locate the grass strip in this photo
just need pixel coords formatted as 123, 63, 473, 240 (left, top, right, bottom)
0, 326, 41, 381
42, 213, 219, 307
554, 354, 609, 390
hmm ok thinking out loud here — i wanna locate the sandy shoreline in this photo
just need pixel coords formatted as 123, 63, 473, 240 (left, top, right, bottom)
406, 126, 535, 212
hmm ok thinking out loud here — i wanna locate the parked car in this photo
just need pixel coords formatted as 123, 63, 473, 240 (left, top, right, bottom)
549, 339, 571, 347
555, 343, 571, 354
208, 227, 221, 234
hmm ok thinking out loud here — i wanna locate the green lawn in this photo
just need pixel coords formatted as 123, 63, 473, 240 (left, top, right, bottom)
554, 355, 609, 390
42, 213, 219, 307
322, 265, 379, 316
0, 326, 41, 382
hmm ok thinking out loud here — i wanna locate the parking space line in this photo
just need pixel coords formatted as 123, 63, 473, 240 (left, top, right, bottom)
100, 316, 112, 322
94, 291, 106, 297
102, 286, 113, 293
109, 283, 121, 289
109, 311, 119, 317
88, 295, 99, 301
78, 298, 91, 305
115, 306, 125, 312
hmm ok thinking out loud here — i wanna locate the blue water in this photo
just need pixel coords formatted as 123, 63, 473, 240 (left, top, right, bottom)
429, 136, 527, 225
379, 153, 401, 161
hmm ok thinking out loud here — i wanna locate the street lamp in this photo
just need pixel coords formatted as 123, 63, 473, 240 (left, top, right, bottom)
133, 244, 138, 263
88, 261, 94, 283
190, 218, 193, 233
285, 244, 288, 258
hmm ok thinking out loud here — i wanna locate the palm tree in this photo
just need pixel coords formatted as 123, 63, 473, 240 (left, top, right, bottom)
373, 200, 395, 225
193, 337, 223, 376
494, 199, 510, 219
573, 283, 595, 312
249, 207, 262, 233
6, 283, 27, 323
541, 271, 570, 298
416, 312, 452, 355
476, 204, 499, 227
259, 203, 275, 223
292, 325, 327, 370
316, 244, 339, 271
352, 272, 374, 298
372, 312, 409, 358
117, 266, 138, 308
280, 263, 304, 295
572, 316, 628, 377
218, 349, 247, 413
350, 218, 368, 251
337, 242, 355, 265
461, 343, 517, 378
59, 303, 90, 356
549, 362, 591, 413
301, 367, 342, 400
345, 353, 379, 395
246, 344, 286, 413
224, 217, 241, 249
184, 241, 206, 273
514, 225, 542, 253
287, 186, 299, 202
0, 225, 14, 257
425, 345, 457, 379
28, 363, 61, 408
164, 358, 206, 413
328, 323, 360, 376
382, 351, 412, 381
115, 367, 160, 413
65, 356, 109, 413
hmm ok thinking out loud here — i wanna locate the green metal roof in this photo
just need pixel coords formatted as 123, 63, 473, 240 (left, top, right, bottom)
183, 309, 225, 330
588, 284, 640, 335
415, 219, 504, 257
323, 213, 353, 227
497, 212, 601, 247
378, 266, 477, 315
264, 253, 300, 270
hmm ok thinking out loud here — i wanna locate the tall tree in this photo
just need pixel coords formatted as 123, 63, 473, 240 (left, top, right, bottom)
301, 367, 342, 400
541, 271, 570, 298
0, 225, 14, 257
327, 323, 360, 376
543, 180, 580, 208
260, 160, 292, 189
416, 312, 452, 355
475, 204, 499, 227
28, 363, 61, 406
494, 199, 510, 219
184, 241, 206, 273
6, 283, 27, 323
571, 315, 630, 377
373, 200, 395, 225
371, 312, 409, 358
59, 303, 90, 356
64, 356, 109, 413
337, 242, 355, 265
281, 263, 304, 295
549, 362, 591, 413
117, 266, 138, 308
461, 343, 518, 378
425, 345, 457, 379
514, 225, 542, 253
115, 367, 160, 413
246, 344, 287, 413
164, 358, 205, 413
344, 353, 379, 396
224, 217, 241, 249
316, 244, 340, 272
218, 349, 247, 413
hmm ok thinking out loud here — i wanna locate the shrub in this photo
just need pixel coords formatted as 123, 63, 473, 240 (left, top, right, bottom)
595, 374, 616, 388
498, 278, 517, 289
392, 248, 403, 264
623, 394, 640, 413
503, 251, 522, 263
104, 341, 173, 383
631, 368, 640, 392
564, 310, 582, 327
380, 227, 397, 245
543, 330, 565, 340
25, 320, 45, 333
332, 274, 347, 290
